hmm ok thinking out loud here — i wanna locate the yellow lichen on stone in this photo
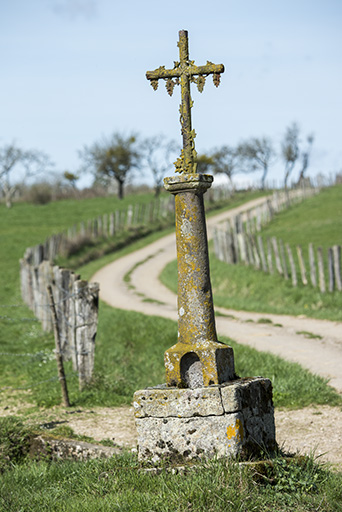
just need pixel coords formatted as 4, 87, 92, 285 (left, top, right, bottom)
226, 418, 244, 444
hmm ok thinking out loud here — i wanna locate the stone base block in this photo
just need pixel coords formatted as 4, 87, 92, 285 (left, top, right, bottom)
164, 341, 236, 387
133, 377, 276, 462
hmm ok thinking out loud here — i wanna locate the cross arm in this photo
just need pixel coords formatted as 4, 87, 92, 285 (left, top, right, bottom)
146, 62, 224, 81
188, 62, 224, 76
146, 66, 181, 80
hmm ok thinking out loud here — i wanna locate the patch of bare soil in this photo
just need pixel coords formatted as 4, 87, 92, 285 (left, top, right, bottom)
52, 406, 137, 448
275, 405, 342, 470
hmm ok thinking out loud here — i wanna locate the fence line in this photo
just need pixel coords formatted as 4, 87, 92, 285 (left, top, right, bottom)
24, 189, 232, 265
20, 255, 99, 389
213, 186, 318, 263
214, 193, 342, 293
213, 187, 342, 293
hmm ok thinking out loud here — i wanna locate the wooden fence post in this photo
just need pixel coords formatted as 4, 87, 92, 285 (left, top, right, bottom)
248, 235, 258, 269
47, 285, 70, 408
127, 205, 133, 227
308, 243, 317, 287
109, 212, 115, 236
226, 230, 236, 264
317, 247, 326, 293
271, 237, 283, 275
102, 214, 108, 237
231, 218, 239, 263
222, 230, 230, 263
286, 244, 297, 287
215, 229, 224, 261
73, 280, 99, 390
328, 248, 335, 292
213, 228, 220, 261
279, 239, 289, 280
267, 238, 274, 274
257, 236, 268, 272
296, 246, 308, 285
115, 210, 120, 231
333, 245, 342, 291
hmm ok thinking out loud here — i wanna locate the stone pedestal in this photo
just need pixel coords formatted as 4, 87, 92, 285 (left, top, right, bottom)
133, 378, 276, 462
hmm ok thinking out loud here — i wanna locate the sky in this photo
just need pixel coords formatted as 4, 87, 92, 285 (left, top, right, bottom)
1, 0, 342, 188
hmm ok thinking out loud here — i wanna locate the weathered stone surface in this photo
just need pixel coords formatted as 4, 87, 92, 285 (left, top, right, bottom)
30, 436, 121, 462
221, 377, 273, 413
134, 377, 276, 461
133, 386, 224, 419
136, 414, 244, 461
165, 340, 236, 388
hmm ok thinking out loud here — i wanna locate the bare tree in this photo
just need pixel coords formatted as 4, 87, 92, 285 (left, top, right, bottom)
80, 133, 142, 200
297, 133, 314, 185
0, 144, 54, 208
237, 137, 276, 189
142, 135, 178, 196
281, 123, 300, 189
210, 145, 243, 191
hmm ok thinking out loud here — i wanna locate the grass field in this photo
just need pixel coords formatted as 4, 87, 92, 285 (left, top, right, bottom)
161, 184, 342, 321
1, 186, 342, 511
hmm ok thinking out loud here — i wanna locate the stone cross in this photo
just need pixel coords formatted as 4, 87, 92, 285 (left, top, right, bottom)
146, 31, 235, 388
146, 29, 224, 174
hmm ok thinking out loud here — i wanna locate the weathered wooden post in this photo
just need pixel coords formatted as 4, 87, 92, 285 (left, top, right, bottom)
134, 30, 275, 462
47, 285, 71, 408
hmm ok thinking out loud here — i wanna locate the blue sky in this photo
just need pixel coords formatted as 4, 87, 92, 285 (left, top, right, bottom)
1, 0, 341, 187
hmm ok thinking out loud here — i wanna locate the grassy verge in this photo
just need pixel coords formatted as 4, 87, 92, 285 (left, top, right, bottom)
160, 185, 342, 321
260, 185, 342, 249
0, 444, 341, 511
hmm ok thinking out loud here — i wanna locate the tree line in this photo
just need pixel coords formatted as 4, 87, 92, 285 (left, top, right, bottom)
0, 122, 316, 207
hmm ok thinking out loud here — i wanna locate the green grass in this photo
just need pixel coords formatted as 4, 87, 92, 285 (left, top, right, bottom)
261, 185, 342, 249
160, 184, 342, 321
0, 192, 159, 304
0, 449, 341, 511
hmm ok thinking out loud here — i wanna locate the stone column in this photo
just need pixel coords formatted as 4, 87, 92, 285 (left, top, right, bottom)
163, 174, 235, 387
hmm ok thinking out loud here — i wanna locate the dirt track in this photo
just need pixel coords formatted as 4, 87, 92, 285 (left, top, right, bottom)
92, 197, 342, 393
89, 197, 342, 469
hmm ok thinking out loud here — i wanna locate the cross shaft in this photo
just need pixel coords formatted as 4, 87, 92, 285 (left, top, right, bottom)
146, 30, 224, 173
